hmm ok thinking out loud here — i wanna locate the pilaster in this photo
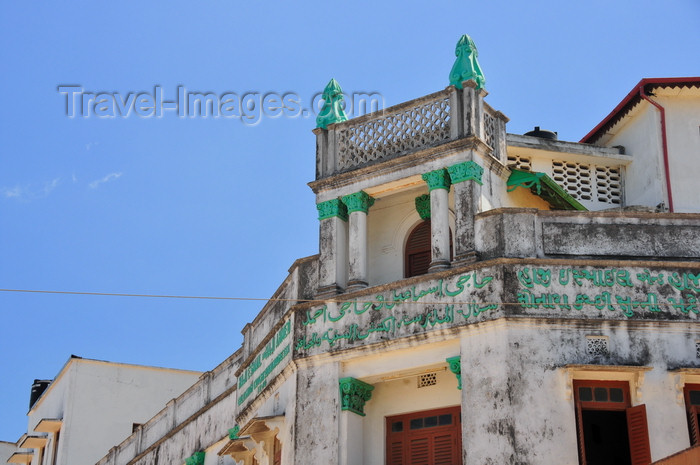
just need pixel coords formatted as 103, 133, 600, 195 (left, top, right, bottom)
448, 160, 483, 264
316, 199, 348, 297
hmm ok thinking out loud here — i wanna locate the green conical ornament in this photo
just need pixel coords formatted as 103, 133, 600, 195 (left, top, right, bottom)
316, 78, 348, 129
449, 34, 486, 90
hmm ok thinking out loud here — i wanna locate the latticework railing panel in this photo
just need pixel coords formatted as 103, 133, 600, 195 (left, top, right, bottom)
336, 97, 451, 171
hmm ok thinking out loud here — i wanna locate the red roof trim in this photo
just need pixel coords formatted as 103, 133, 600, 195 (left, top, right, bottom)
580, 77, 700, 143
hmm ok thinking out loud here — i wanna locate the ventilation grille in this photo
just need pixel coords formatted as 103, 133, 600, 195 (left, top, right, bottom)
586, 336, 609, 356
418, 373, 437, 388
552, 160, 621, 205
507, 154, 532, 171
595, 166, 622, 204
696, 341, 700, 358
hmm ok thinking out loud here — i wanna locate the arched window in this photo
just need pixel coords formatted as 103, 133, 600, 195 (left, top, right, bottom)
404, 220, 453, 278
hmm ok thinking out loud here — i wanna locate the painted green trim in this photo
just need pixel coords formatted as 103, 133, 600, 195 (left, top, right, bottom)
506, 169, 588, 211
317, 198, 348, 221
228, 425, 240, 440
316, 78, 348, 129
339, 377, 374, 416
448, 161, 483, 185
422, 168, 451, 192
449, 34, 486, 90
446, 356, 462, 390
415, 194, 431, 220
185, 452, 205, 465
341, 191, 375, 214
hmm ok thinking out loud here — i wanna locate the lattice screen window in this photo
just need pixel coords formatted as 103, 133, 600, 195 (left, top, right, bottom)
586, 336, 609, 356
696, 341, 700, 358
418, 373, 438, 388
552, 160, 622, 205
484, 112, 496, 151
595, 166, 622, 204
552, 161, 593, 201
507, 154, 532, 171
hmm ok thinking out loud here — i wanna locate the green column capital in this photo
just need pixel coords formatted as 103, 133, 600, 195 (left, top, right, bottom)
316, 78, 348, 129
446, 356, 462, 390
185, 452, 205, 465
415, 194, 431, 220
448, 161, 483, 185
422, 168, 451, 192
341, 191, 375, 214
339, 377, 374, 416
317, 198, 348, 221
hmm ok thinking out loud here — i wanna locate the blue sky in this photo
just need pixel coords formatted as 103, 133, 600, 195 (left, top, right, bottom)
1, 0, 698, 442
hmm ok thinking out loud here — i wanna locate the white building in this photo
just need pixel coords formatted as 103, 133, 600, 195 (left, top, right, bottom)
9, 36, 700, 465
581, 77, 700, 214
5, 356, 201, 465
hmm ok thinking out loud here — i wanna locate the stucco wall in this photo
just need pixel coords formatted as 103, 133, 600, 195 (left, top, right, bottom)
600, 105, 667, 210
294, 362, 340, 465
658, 93, 700, 213
459, 321, 698, 463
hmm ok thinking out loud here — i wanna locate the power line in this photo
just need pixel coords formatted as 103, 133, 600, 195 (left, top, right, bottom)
0, 288, 684, 309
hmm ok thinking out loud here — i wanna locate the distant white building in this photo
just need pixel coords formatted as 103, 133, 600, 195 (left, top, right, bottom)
0, 442, 16, 465
581, 77, 700, 213
5, 356, 201, 465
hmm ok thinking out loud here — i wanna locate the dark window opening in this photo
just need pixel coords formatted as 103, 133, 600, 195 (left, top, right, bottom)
574, 380, 650, 465
580, 410, 631, 465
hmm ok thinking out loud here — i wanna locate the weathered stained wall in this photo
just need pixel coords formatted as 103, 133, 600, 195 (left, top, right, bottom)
294, 361, 340, 465
458, 321, 698, 464
476, 209, 700, 260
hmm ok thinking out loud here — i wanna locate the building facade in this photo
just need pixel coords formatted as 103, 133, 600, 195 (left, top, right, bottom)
5, 356, 201, 465
11, 37, 700, 465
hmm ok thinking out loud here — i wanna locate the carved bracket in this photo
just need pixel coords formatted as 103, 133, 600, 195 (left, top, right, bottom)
415, 195, 431, 220
339, 377, 374, 416
446, 356, 462, 390
448, 161, 483, 185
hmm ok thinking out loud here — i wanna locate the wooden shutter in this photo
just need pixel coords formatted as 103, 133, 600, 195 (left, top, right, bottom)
405, 221, 453, 278
433, 431, 458, 465
387, 436, 404, 465
626, 404, 651, 465
575, 401, 588, 465
688, 407, 700, 446
408, 436, 430, 465
406, 221, 431, 277
273, 437, 282, 465
387, 407, 461, 465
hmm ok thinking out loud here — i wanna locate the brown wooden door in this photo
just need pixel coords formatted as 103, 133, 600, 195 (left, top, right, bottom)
387, 406, 461, 465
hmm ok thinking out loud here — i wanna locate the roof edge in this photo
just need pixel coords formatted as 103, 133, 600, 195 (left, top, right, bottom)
581, 77, 700, 144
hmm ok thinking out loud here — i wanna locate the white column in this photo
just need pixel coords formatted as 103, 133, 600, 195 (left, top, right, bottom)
422, 169, 451, 272
341, 191, 374, 292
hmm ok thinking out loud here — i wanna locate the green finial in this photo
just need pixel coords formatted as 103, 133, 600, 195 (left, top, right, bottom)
316, 78, 348, 129
449, 34, 485, 90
